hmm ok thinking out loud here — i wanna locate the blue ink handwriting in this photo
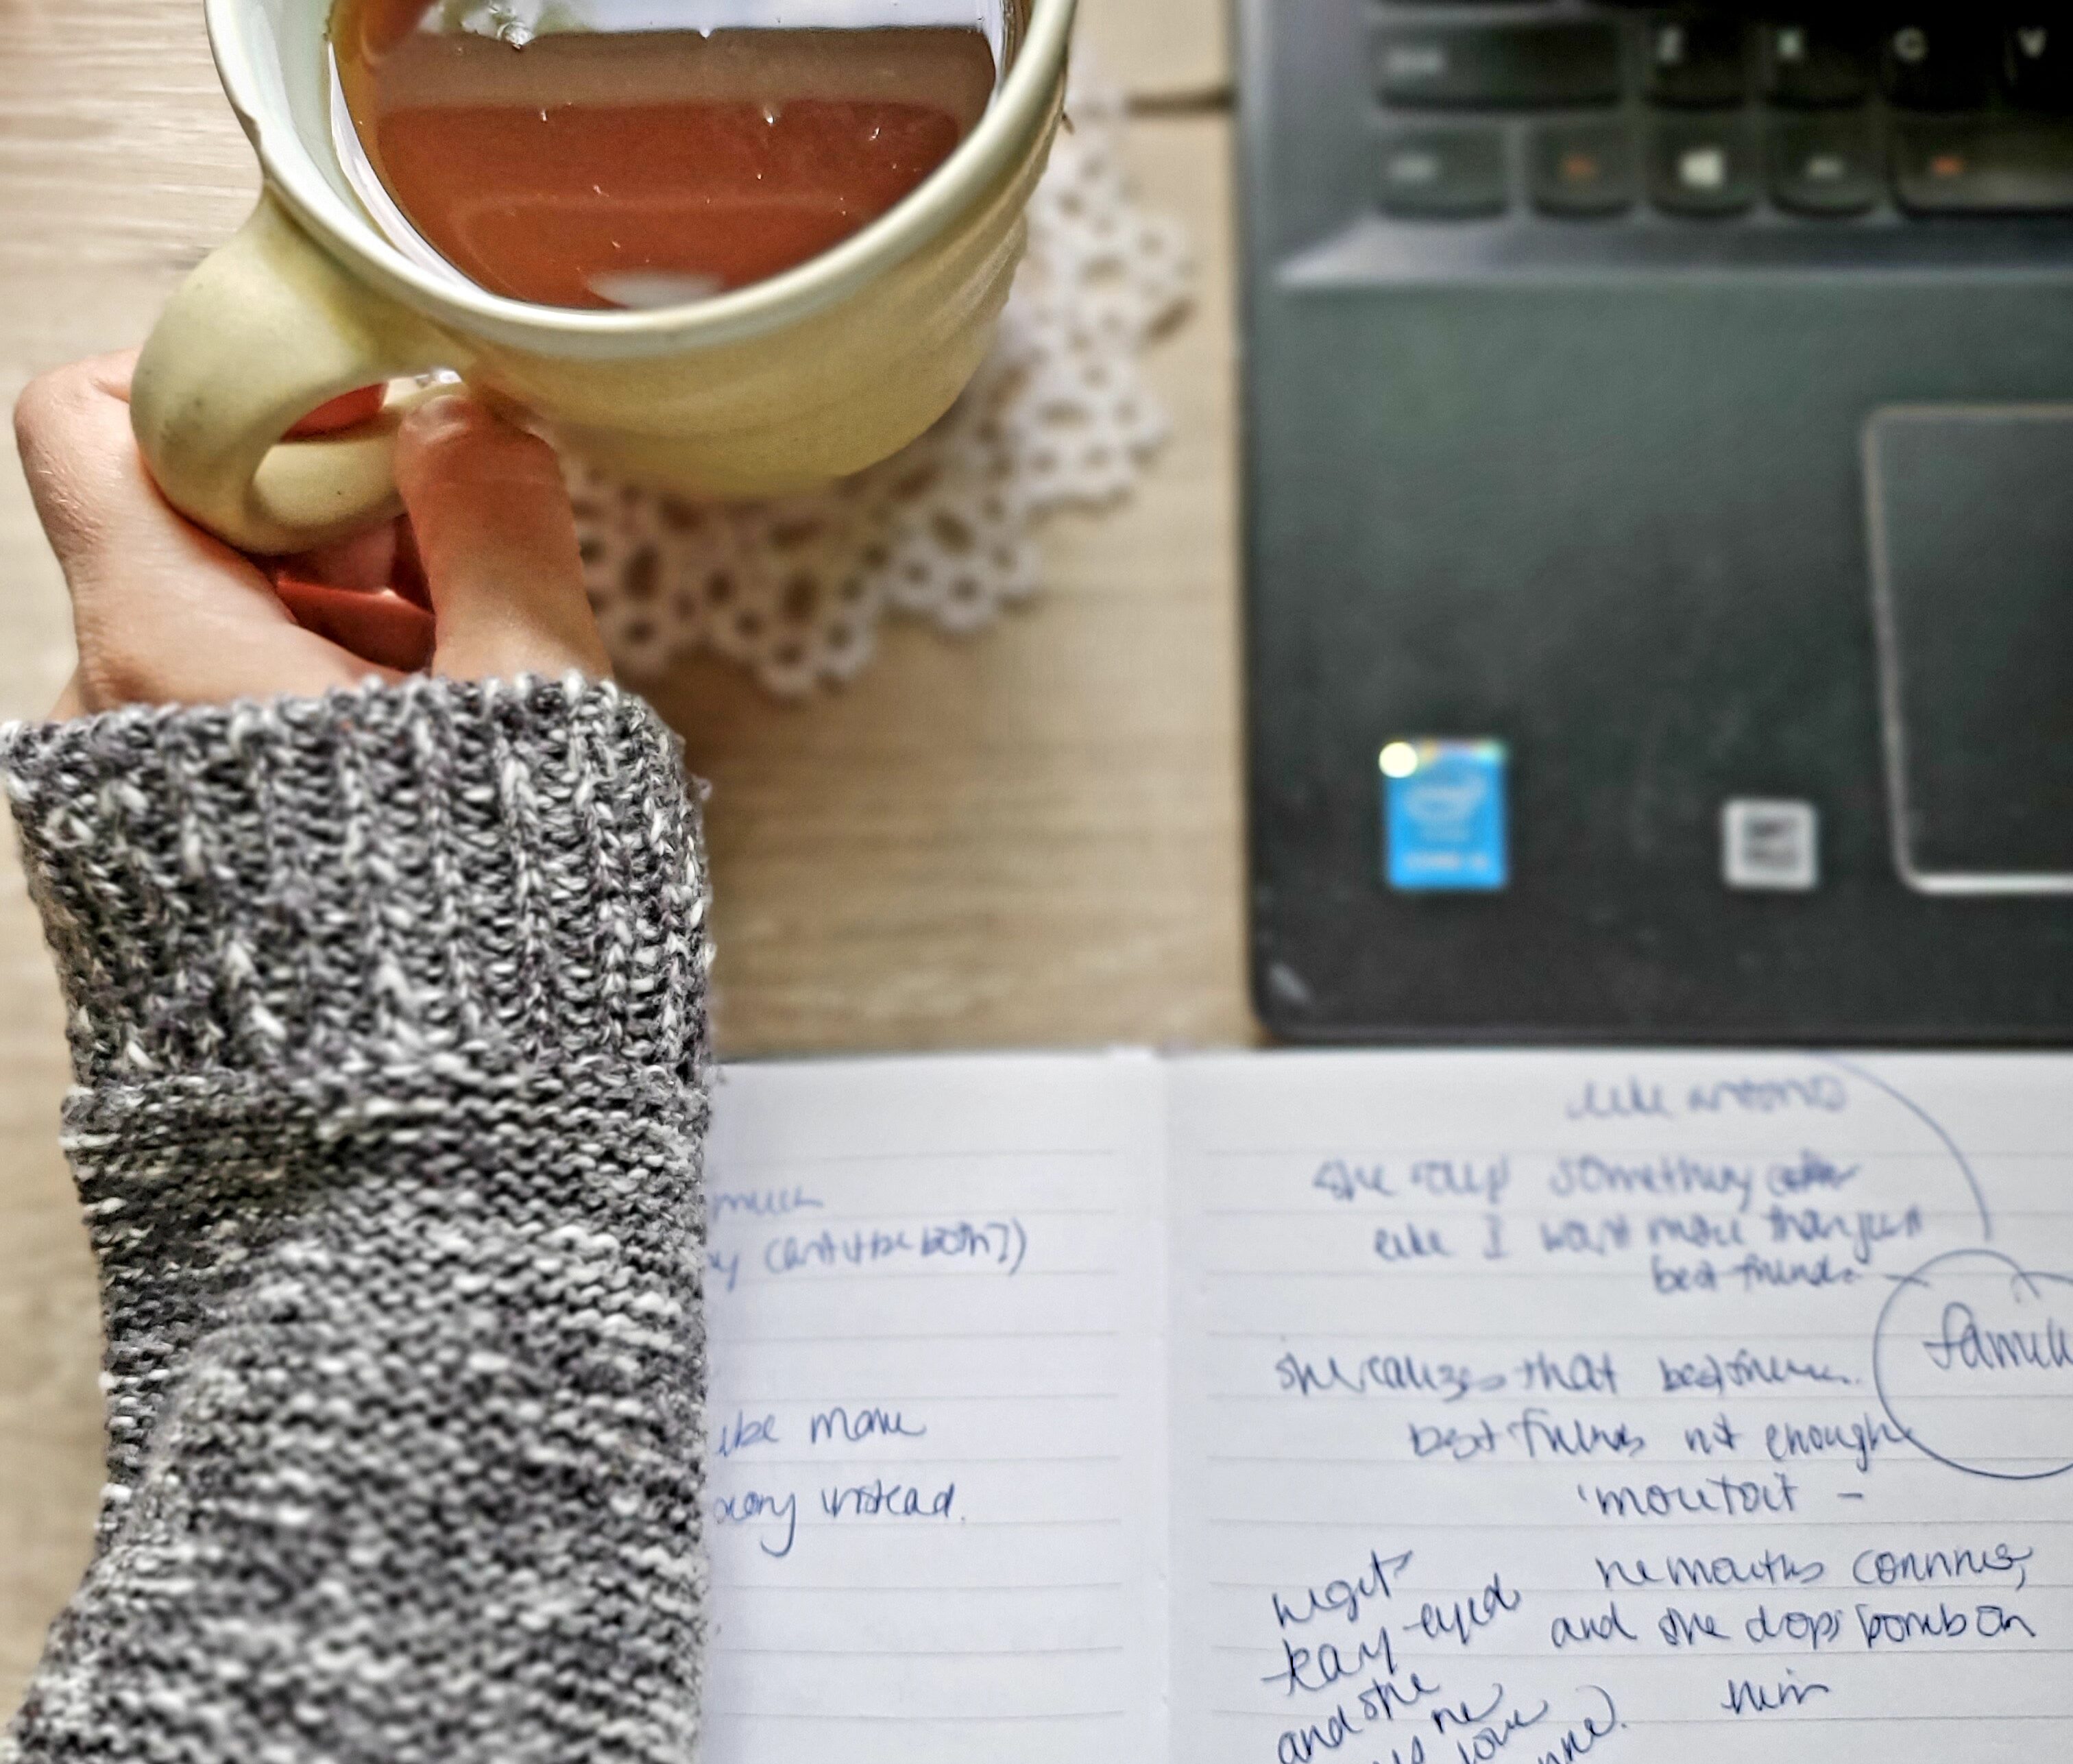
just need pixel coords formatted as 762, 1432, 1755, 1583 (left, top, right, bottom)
1925, 1301, 2073, 1375
713, 1410, 779, 1459
1723, 1674, 1830, 1716
1658, 1606, 1728, 1647
1409, 1159, 1514, 1208
1566, 1078, 1672, 1122
1316, 1161, 1396, 1203
1550, 1600, 1638, 1649
1850, 1542, 2033, 1592
1743, 1604, 1843, 1651
1276, 1351, 1505, 1405
1406, 1572, 1521, 1649
1581, 1471, 1799, 1519
714, 1488, 798, 1558
1261, 1621, 1400, 1697
1272, 1547, 1416, 1631
1687, 1075, 1847, 1115
763, 1217, 1028, 1278
1377, 1222, 1455, 1263
1660, 1349, 1854, 1396
809, 1405, 928, 1447
1596, 1548, 1825, 1591
1551, 1155, 1756, 1213
819, 1478, 956, 1522
1855, 1601, 2037, 1647
1762, 1412, 1908, 1476
1519, 1351, 1619, 1396
710, 1185, 824, 1221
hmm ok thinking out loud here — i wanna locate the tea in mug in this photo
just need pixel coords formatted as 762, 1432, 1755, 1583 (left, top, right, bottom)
330, 0, 1014, 310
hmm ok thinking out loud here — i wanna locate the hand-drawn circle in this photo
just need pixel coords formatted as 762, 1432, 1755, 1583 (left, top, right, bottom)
1819, 1055, 1992, 1243
1874, 1247, 2073, 1482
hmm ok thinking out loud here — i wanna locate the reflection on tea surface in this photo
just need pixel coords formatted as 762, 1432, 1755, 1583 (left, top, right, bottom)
332, 0, 1008, 309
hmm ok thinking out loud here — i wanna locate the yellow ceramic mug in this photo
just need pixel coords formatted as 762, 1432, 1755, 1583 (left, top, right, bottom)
133, 0, 1073, 555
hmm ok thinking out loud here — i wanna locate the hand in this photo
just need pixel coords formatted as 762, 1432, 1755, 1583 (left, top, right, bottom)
13, 350, 611, 718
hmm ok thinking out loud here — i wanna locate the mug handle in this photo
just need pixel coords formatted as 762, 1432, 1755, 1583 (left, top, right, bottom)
132, 191, 457, 555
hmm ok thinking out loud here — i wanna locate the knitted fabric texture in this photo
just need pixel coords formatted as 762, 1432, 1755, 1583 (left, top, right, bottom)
0, 675, 711, 1764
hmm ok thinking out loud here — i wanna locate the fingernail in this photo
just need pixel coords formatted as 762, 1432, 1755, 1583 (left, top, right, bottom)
404, 392, 480, 443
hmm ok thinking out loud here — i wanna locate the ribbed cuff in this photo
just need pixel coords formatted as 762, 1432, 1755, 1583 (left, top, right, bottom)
3, 675, 708, 1089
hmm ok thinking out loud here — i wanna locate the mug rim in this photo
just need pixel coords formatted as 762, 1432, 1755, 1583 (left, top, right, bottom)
206, 0, 1074, 358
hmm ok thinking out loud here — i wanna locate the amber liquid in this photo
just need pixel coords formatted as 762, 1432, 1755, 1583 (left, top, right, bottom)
332, 2, 1000, 309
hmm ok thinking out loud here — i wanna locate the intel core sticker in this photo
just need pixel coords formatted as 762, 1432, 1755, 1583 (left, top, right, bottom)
1381, 739, 1509, 892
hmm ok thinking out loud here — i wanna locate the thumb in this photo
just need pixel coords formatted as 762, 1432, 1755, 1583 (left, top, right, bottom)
394, 394, 611, 684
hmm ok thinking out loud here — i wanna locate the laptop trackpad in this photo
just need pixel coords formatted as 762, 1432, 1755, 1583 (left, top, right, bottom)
1866, 405, 2073, 893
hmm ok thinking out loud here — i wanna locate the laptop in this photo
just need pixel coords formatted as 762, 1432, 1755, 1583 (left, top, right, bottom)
1238, 6, 2073, 1043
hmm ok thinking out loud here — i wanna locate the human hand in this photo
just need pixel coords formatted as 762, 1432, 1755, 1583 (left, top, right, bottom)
14, 351, 611, 718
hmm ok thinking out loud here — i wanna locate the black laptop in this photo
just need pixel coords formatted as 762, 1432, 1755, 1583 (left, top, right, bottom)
1238, 7, 2073, 1043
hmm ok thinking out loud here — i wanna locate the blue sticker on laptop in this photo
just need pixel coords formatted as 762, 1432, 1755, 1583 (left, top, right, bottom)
1380, 739, 1509, 892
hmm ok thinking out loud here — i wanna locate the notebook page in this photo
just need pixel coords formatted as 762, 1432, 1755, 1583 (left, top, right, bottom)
701, 1053, 1166, 1763
1167, 1051, 2073, 1764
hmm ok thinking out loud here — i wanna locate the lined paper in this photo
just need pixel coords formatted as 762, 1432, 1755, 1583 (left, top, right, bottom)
701, 1054, 1166, 1763
1167, 1052, 2073, 1764
703, 1049, 2073, 1761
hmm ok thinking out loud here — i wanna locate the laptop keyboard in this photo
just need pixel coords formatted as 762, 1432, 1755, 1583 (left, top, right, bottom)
1372, 10, 2073, 223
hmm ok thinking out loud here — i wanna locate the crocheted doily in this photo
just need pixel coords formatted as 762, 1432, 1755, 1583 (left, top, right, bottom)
568, 67, 1192, 697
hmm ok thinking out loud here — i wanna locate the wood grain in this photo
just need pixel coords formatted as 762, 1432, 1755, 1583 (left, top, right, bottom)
1076, 0, 1231, 103
653, 112, 1246, 1057
0, 0, 1242, 1708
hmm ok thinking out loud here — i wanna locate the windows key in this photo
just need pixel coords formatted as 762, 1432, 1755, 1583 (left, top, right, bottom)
1649, 119, 1759, 216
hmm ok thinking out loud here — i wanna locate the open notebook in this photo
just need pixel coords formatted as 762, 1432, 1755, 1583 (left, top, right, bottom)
699, 1050, 2073, 1763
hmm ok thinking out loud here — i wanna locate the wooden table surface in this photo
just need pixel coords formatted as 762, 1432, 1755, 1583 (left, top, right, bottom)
0, 0, 1243, 1707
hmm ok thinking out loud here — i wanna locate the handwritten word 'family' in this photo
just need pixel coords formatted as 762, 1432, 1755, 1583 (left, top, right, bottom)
1923, 1301, 2073, 1375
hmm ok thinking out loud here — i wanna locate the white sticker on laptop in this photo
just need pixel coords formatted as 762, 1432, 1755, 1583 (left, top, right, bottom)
1721, 797, 1819, 891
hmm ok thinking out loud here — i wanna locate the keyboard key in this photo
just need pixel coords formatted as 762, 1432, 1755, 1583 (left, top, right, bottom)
1880, 25, 1990, 110
1769, 115, 1882, 217
2005, 25, 2073, 110
1893, 119, 2073, 213
1648, 119, 1758, 217
1645, 17, 1748, 108
1531, 120, 1636, 217
1374, 23, 1623, 109
1379, 129, 1509, 219
1764, 23, 1873, 108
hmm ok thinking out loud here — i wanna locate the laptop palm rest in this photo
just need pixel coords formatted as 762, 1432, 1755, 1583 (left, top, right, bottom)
1867, 407, 2073, 895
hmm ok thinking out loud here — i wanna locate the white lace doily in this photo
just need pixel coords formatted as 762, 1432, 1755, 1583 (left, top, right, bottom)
569, 64, 1193, 697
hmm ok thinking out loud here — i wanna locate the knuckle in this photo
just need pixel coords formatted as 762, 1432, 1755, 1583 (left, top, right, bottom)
14, 357, 100, 428
14, 362, 121, 549
12, 367, 74, 457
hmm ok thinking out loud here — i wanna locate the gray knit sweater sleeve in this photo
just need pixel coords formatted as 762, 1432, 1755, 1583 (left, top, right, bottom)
0, 675, 710, 1764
